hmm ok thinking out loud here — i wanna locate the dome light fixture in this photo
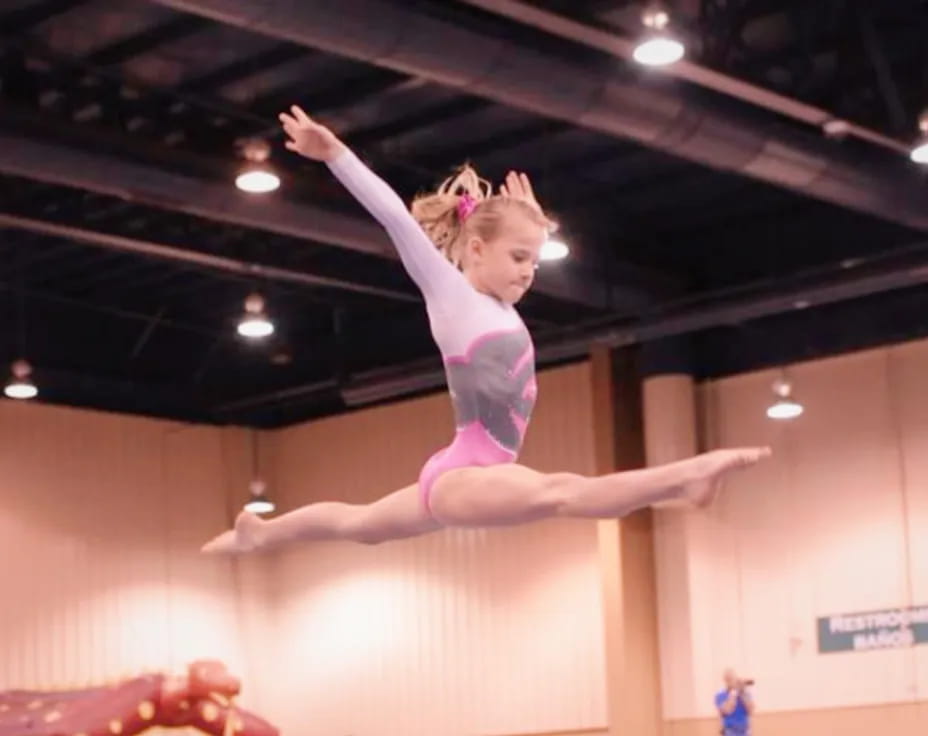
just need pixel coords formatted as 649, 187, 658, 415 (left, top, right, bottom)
910, 110, 928, 164
235, 139, 281, 193
244, 431, 275, 515
237, 292, 275, 339
633, 3, 686, 67
243, 478, 275, 515
4, 359, 38, 400
766, 375, 804, 420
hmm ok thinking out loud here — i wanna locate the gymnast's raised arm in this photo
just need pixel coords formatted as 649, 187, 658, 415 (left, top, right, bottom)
279, 105, 464, 300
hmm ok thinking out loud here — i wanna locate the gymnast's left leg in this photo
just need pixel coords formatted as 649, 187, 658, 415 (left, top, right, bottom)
427, 447, 771, 527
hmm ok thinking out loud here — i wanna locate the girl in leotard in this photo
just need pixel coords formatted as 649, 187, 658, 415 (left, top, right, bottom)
202, 106, 770, 553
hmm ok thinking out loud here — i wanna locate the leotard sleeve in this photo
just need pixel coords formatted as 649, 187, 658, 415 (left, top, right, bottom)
327, 148, 468, 302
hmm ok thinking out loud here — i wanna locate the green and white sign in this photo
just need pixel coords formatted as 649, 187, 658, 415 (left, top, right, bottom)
817, 605, 928, 653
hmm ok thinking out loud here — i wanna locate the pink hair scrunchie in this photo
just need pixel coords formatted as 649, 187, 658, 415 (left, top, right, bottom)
457, 192, 478, 221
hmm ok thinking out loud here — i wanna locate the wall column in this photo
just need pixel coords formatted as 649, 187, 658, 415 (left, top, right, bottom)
592, 345, 663, 736
639, 339, 702, 726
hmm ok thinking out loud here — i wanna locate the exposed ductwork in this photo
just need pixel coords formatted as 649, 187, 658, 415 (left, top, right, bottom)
0, 132, 624, 309
458, 0, 910, 155
150, 0, 928, 231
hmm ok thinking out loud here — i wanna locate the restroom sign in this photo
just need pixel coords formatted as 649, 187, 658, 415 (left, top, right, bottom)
817, 605, 928, 653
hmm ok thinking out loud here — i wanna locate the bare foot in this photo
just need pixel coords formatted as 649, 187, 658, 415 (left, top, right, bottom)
680, 447, 771, 507
201, 511, 267, 554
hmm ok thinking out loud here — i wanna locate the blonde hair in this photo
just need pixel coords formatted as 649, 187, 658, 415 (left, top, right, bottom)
411, 164, 555, 267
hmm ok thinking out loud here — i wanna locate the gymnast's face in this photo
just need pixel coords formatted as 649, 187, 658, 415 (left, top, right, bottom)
466, 209, 545, 305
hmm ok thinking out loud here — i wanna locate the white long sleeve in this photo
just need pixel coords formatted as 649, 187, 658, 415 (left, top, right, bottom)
327, 149, 467, 301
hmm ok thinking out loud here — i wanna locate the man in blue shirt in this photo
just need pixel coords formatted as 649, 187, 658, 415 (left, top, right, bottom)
714, 668, 755, 736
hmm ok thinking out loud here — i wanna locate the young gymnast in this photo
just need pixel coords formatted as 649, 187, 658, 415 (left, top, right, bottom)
202, 105, 770, 553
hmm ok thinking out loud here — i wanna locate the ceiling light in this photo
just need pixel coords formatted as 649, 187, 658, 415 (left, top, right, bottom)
911, 111, 928, 164
4, 359, 38, 400
766, 375, 803, 420
540, 239, 569, 261
634, 37, 685, 66
910, 141, 928, 164
822, 119, 851, 139
235, 139, 280, 193
634, 4, 685, 67
235, 168, 280, 193
243, 478, 275, 515
911, 142, 928, 164
237, 292, 275, 339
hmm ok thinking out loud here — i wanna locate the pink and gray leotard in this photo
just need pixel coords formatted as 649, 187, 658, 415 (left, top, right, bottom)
327, 150, 538, 513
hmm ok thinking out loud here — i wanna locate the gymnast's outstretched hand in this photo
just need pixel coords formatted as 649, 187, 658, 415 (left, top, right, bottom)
499, 170, 543, 213
279, 104, 345, 162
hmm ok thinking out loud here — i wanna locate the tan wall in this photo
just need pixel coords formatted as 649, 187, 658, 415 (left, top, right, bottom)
265, 362, 609, 736
0, 364, 609, 736
8, 337, 928, 736
0, 401, 273, 730
655, 338, 928, 724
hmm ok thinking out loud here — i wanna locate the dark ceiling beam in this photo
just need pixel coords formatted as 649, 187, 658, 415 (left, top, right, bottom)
532, 146, 693, 214
851, 0, 910, 136
738, 16, 924, 83
698, 0, 751, 67
644, 186, 797, 233
0, 0, 91, 34
26, 248, 126, 290
715, 0, 820, 30
249, 69, 412, 119
128, 305, 168, 361
604, 170, 738, 214
73, 258, 178, 294
4, 39, 270, 160
345, 98, 492, 148
779, 1, 821, 98
0, 278, 215, 338
3, 237, 81, 270
421, 119, 572, 166
212, 377, 338, 415
86, 16, 213, 67
0, 212, 419, 302
180, 43, 309, 92
0, 46, 40, 107
244, 71, 422, 142
314, 77, 430, 124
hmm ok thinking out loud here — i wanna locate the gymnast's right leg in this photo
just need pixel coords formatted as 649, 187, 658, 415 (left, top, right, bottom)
202, 483, 442, 553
